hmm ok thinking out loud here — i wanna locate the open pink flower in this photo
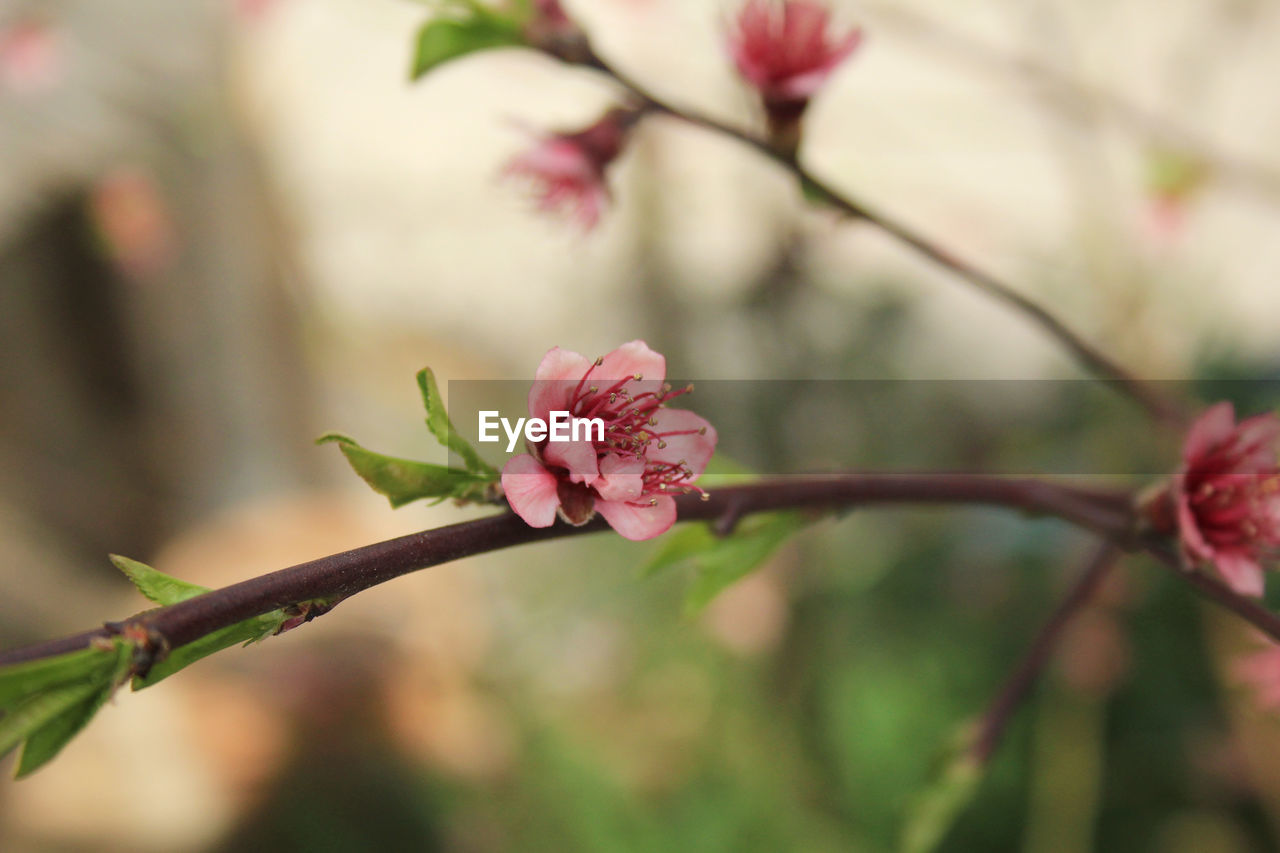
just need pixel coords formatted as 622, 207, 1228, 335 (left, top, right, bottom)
504, 107, 639, 231
728, 1, 861, 112
501, 340, 717, 541
1173, 402, 1280, 597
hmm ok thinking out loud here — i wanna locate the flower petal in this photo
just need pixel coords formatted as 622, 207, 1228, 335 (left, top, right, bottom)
594, 453, 645, 502
544, 437, 600, 485
529, 346, 593, 421
1183, 402, 1236, 464
501, 454, 561, 528
645, 408, 717, 476
1213, 550, 1266, 598
1177, 486, 1214, 562
595, 495, 678, 541
598, 340, 666, 385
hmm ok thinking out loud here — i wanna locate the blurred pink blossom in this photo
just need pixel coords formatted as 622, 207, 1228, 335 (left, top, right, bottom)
502, 340, 717, 541
1171, 402, 1280, 597
0, 19, 64, 95
88, 168, 177, 279
503, 107, 638, 230
728, 1, 860, 113
1233, 643, 1280, 711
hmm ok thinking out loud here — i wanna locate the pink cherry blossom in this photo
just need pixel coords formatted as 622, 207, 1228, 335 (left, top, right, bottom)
728, 0, 861, 111
501, 341, 717, 541
1172, 402, 1280, 597
503, 107, 638, 231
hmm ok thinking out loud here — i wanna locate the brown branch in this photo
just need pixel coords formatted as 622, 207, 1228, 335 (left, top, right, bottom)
970, 541, 1119, 764
0, 474, 1134, 668
584, 51, 1185, 426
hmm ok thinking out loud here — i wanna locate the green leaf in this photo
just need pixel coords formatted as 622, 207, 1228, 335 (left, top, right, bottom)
110, 554, 210, 606
15, 643, 132, 777
653, 512, 809, 614
641, 523, 717, 578
133, 611, 284, 689
0, 682, 103, 761
0, 641, 131, 776
899, 746, 983, 853
417, 368, 497, 478
411, 7, 524, 80
318, 433, 496, 507
0, 648, 113, 709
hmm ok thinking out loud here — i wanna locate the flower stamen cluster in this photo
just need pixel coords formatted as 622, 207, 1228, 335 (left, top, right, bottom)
502, 341, 717, 540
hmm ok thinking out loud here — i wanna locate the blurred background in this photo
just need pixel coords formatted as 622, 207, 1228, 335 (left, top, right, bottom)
3, 0, 1280, 850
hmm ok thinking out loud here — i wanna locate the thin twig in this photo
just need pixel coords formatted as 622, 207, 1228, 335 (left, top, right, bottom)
0, 474, 1133, 668
583, 51, 1185, 426
970, 541, 1119, 764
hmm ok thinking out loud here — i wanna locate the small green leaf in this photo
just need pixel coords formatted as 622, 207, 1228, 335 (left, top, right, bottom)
678, 512, 809, 614
318, 433, 495, 507
641, 524, 717, 578
411, 9, 524, 80
0, 682, 104, 761
899, 748, 983, 853
0, 640, 130, 776
110, 555, 210, 606
15, 643, 132, 777
134, 612, 284, 689
0, 648, 113, 709
417, 368, 497, 477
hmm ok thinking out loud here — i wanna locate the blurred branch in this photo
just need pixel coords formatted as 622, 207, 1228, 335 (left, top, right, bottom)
0, 474, 1134, 669
862, 3, 1280, 203
582, 52, 1185, 426
970, 541, 1119, 764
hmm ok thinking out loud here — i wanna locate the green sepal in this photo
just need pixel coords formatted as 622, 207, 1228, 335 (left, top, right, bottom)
318, 433, 496, 507
110, 554, 209, 606
417, 368, 497, 478
411, 2, 525, 80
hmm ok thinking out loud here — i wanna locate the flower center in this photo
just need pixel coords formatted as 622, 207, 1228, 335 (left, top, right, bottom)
566, 359, 708, 501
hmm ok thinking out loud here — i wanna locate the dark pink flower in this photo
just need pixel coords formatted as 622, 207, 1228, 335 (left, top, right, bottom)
728, 0, 861, 112
501, 340, 717, 541
504, 107, 638, 231
1173, 402, 1280, 597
